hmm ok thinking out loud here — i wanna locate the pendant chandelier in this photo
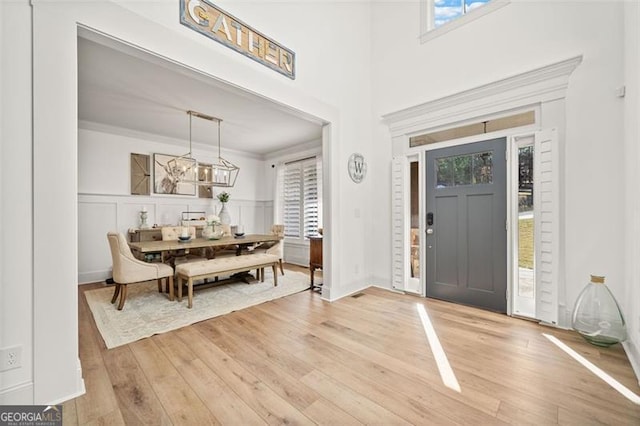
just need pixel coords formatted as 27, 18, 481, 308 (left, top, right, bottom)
169, 110, 239, 188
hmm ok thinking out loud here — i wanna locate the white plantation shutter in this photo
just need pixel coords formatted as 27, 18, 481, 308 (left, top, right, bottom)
534, 129, 558, 325
283, 163, 302, 238
303, 161, 319, 237
282, 157, 321, 239
391, 157, 406, 291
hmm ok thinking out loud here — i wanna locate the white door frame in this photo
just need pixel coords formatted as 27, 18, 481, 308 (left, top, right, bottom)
384, 56, 580, 324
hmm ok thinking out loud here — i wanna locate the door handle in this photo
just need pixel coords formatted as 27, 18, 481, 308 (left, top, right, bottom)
426, 228, 434, 235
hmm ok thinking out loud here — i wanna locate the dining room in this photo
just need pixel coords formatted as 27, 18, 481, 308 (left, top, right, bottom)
76, 32, 327, 290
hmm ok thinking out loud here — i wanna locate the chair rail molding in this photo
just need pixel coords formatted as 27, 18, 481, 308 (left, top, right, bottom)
381, 55, 583, 137
78, 193, 274, 284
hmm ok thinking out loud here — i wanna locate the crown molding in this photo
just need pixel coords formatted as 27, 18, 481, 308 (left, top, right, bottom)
382, 55, 583, 137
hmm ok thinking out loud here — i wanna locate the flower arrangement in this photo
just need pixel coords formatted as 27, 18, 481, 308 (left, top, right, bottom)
207, 214, 221, 225
217, 191, 230, 203
204, 214, 223, 240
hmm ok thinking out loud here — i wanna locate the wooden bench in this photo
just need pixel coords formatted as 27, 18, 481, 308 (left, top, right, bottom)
175, 253, 280, 308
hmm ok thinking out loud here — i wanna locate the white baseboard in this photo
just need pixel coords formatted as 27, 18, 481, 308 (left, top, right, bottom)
558, 303, 571, 329
0, 381, 33, 405
44, 359, 85, 405
623, 339, 640, 386
46, 386, 85, 406
323, 275, 374, 302
368, 275, 391, 289
371, 284, 407, 295
78, 269, 111, 285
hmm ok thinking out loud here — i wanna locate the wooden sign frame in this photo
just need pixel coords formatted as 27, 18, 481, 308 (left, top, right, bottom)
180, 0, 296, 79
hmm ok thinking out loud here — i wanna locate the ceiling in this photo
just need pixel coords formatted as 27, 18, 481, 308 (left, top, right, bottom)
77, 34, 324, 156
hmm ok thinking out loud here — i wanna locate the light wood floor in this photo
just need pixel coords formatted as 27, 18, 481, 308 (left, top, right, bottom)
65, 266, 640, 425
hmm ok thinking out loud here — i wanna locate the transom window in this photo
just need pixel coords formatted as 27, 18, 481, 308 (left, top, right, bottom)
420, 0, 510, 43
434, 0, 492, 28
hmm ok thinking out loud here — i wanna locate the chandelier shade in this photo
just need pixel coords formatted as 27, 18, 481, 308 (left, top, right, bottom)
174, 110, 239, 188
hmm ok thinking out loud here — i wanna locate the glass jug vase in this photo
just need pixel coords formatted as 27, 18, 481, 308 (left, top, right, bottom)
571, 275, 627, 347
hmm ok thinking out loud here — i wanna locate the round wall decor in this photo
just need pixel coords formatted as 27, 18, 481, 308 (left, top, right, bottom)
348, 153, 367, 183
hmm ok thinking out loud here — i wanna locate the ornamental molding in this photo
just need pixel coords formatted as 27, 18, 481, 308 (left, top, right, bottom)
382, 55, 582, 137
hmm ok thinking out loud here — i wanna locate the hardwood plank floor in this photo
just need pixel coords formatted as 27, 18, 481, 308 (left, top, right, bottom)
67, 266, 640, 425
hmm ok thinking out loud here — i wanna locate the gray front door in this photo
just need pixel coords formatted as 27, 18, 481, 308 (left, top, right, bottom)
426, 138, 507, 312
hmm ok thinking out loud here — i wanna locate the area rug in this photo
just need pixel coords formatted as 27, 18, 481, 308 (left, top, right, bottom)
85, 269, 310, 349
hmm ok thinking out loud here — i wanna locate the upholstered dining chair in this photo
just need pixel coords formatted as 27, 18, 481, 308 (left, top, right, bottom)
160, 226, 207, 266
208, 224, 238, 258
255, 224, 285, 275
107, 232, 174, 310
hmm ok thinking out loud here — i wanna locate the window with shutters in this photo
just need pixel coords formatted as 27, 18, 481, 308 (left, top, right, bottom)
282, 157, 321, 240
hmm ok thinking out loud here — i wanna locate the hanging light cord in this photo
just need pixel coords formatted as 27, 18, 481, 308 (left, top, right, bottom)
189, 111, 194, 160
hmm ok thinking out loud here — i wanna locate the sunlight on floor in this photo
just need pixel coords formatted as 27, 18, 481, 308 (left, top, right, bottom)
416, 303, 461, 393
543, 333, 640, 405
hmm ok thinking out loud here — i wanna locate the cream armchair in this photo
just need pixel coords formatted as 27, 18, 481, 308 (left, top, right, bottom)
255, 224, 284, 275
107, 232, 174, 310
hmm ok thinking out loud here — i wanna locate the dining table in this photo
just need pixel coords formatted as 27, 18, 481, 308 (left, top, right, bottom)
128, 234, 282, 264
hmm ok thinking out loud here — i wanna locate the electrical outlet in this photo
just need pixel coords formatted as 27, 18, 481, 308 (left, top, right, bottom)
0, 346, 22, 372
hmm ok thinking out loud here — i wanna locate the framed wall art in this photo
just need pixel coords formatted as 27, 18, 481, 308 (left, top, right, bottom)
130, 153, 150, 195
153, 153, 196, 195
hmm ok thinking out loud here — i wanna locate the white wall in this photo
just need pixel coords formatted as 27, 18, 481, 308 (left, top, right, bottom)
370, 1, 628, 325
79, 125, 267, 199
623, 1, 640, 378
0, 0, 35, 404
77, 125, 274, 284
2, 0, 373, 403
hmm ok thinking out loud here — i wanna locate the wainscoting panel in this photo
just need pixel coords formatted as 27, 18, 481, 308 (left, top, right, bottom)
78, 200, 118, 284
78, 194, 273, 284
284, 240, 310, 267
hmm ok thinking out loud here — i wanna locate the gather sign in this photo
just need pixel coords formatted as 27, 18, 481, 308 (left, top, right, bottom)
180, 0, 296, 79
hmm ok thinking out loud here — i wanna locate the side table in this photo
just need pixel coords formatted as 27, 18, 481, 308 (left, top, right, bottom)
309, 236, 323, 291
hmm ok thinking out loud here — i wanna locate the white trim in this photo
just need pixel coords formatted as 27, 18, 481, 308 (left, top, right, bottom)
391, 157, 406, 291
46, 359, 85, 405
383, 57, 580, 327
77, 193, 275, 284
420, 0, 511, 44
623, 340, 640, 387
382, 56, 582, 137
0, 382, 34, 405
263, 139, 322, 161
418, 149, 427, 297
533, 128, 560, 326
